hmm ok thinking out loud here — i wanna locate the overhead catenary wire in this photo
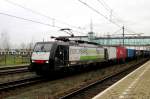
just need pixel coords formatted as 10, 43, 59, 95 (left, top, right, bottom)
97, 0, 114, 22
97, 0, 111, 12
97, 0, 124, 24
0, 12, 87, 35
5, 0, 132, 35
78, 0, 122, 28
78, 0, 139, 35
98, 0, 139, 34
4, 0, 138, 36
0, 12, 61, 28
97, 0, 114, 20
4, 0, 86, 31
112, 28, 122, 35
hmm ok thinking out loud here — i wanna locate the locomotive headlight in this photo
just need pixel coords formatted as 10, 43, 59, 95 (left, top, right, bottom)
45, 60, 49, 63
32, 60, 35, 63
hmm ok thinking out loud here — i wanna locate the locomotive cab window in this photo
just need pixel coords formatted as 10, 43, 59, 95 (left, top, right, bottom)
34, 43, 52, 52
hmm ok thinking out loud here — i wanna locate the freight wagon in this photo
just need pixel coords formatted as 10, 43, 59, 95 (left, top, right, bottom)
116, 46, 127, 62
127, 49, 135, 60
105, 47, 116, 60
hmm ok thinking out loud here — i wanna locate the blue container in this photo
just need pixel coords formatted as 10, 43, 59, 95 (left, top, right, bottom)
127, 49, 135, 58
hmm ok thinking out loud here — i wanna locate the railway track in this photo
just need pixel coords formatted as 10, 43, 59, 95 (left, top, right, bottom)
0, 76, 45, 91
0, 65, 29, 75
59, 59, 149, 99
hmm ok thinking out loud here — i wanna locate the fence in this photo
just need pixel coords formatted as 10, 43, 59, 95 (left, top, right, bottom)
0, 54, 30, 66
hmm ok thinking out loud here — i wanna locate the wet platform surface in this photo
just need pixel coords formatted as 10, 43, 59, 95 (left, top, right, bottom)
93, 60, 150, 99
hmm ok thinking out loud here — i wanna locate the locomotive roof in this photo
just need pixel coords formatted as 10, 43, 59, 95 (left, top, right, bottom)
36, 41, 103, 47
36, 41, 70, 45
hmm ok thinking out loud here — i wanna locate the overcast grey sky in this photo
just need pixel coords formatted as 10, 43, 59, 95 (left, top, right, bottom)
0, 0, 149, 47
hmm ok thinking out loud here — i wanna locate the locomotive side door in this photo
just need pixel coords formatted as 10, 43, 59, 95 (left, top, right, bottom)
55, 45, 69, 67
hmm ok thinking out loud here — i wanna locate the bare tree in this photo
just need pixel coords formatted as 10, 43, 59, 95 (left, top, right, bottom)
20, 42, 26, 50
27, 38, 35, 51
0, 31, 11, 50
28, 42, 34, 50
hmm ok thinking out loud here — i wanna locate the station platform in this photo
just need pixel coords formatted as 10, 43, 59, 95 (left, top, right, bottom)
93, 60, 150, 99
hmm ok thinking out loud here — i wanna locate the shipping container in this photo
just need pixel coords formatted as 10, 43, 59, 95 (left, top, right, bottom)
116, 46, 127, 60
127, 49, 135, 58
105, 47, 117, 60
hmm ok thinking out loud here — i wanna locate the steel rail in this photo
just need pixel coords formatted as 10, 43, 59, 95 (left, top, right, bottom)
0, 76, 44, 91
0, 65, 29, 75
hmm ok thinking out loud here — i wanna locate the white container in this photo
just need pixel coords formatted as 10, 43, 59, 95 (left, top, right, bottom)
106, 47, 117, 60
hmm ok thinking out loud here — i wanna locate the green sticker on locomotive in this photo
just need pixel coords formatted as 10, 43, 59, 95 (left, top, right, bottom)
69, 46, 105, 61
80, 55, 104, 61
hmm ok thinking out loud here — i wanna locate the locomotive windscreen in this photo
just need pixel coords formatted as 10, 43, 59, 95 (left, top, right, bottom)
34, 43, 52, 52
31, 43, 52, 62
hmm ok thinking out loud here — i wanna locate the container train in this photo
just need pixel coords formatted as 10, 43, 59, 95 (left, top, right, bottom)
29, 37, 150, 75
